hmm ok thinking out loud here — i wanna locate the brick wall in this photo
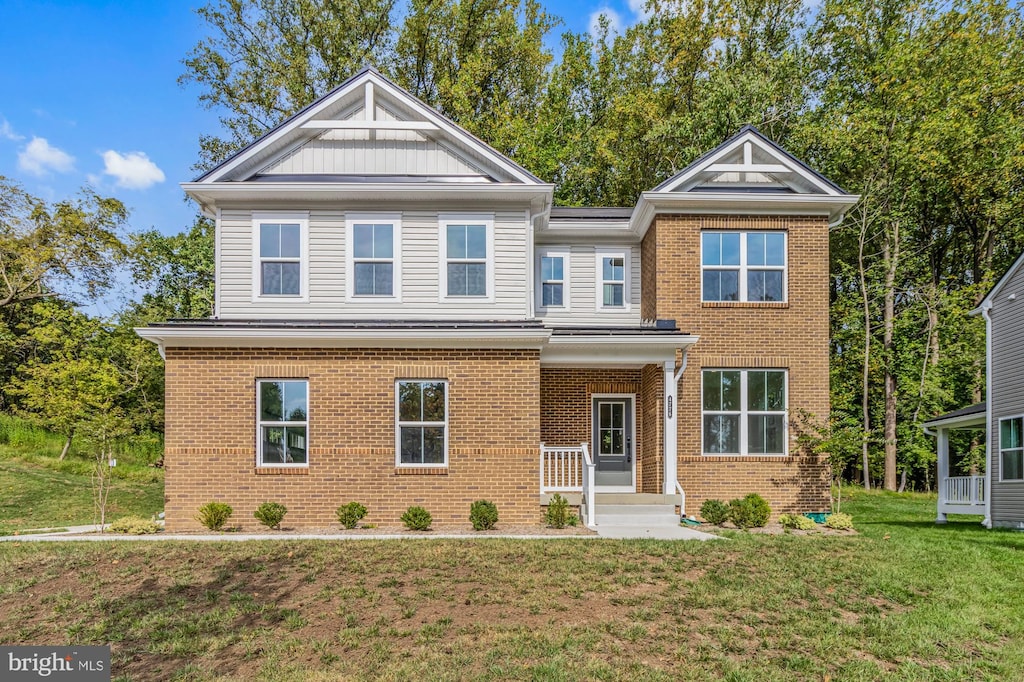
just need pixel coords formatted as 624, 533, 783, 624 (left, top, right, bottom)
640, 363, 663, 494
642, 214, 832, 514
164, 348, 540, 530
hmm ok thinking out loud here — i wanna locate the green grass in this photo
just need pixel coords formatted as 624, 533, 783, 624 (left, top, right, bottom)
0, 490, 1021, 681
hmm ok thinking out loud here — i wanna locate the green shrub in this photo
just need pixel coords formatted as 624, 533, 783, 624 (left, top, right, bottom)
824, 512, 854, 530
196, 502, 233, 531
336, 502, 368, 529
108, 516, 160, 535
728, 493, 771, 529
469, 500, 499, 531
700, 499, 730, 525
779, 513, 817, 531
254, 502, 288, 529
545, 493, 570, 529
401, 506, 432, 531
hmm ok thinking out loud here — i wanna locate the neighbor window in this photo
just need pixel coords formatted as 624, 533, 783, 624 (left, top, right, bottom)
596, 249, 629, 310
441, 215, 492, 299
702, 369, 787, 455
702, 232, 786, 302
257, 380, 308, 466
347, 215, 400, 300
254, 213, 307, 299
1000, 416, 1024, 481
537, 249, 569, 309
396, 381, 448, 466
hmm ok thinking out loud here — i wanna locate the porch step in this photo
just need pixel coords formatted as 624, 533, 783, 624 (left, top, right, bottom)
594, 493, 681, 506
593, 504, 682, 528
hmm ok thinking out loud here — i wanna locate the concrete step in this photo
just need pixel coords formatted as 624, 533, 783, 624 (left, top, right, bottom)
593, 504, 681, 528
594, 493, 681, 505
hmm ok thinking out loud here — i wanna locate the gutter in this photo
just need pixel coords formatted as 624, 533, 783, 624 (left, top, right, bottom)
981, 300, 993, 528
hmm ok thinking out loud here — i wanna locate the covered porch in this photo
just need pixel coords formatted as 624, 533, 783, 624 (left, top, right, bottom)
923, 402, 988, 525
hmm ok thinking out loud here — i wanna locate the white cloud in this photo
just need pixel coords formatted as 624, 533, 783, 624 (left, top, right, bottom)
101, 150, 165, 190
589, 7, 624, 39
626, 0, 652, 20
18, 137, 75, 175
0, 118, 23, 141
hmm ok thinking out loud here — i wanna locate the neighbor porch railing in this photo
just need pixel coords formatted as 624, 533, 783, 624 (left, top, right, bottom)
942, 475, 986, 508
581, 443, 595, 528
540, 443, 595, 527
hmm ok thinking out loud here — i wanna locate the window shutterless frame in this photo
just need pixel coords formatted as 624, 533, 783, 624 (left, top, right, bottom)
395, 380, 449, 467
252, 212, 309, 302
701, 231, 787, 303
345, 213, 402, 302
256, 379, 309, 467
439, 213, 494, 302
998, 414, 1024, 482
700, 369, 788, 456
594, 247, 630, 311
536, 247, 570, 311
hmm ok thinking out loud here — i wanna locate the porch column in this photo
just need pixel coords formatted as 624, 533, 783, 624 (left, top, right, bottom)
936, 427, 949, 524
663, 360, 678, 495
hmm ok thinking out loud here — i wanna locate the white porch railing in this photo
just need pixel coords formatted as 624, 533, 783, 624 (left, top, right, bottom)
581, 443, 595, 528
942, 475, 986, 508
540, 443, 594, 527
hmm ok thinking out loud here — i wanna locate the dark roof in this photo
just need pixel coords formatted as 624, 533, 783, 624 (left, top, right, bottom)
922, 402, 987, 425
550, 324, 690, 336
149, 319, 545, 331
549, 207, 634, 219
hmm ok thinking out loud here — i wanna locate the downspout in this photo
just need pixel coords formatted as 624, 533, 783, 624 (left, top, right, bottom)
981, 300, 993, 528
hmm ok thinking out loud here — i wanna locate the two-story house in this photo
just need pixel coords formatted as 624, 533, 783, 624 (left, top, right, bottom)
137, 68, 858, 531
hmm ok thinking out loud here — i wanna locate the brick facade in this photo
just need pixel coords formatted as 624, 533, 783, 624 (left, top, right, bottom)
643, 214, 832, 515
163, 348, 540, 531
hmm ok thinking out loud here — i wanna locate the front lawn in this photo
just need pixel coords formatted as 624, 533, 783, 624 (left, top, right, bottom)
0, 490, 1021, 681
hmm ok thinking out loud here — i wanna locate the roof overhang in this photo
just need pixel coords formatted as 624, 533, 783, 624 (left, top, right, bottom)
541, 333, 699, 367
922, 410, 988, 430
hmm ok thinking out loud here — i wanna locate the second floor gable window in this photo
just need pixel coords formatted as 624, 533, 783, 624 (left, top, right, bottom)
441, 215, 493, 300
348, 215, 400, 300
255, 213, 307, 299
702, 231, 786, 303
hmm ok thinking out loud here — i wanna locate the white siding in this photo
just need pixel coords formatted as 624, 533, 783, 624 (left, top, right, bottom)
219, 208, 529, 320
535, 245, 642, 326
990, 263, 1024, 525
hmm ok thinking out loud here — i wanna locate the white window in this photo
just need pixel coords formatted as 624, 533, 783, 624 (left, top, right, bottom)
702, 369, 787, 455
257, 380, 308, 466
537, 248, 569, 310
1000, 416, 1024, 481
596, 249, 630, 311
440, 214, 493, 301
396, 380, 448, 466
346, 214, 401, 301
702, 232, 786, 302
253, 212, 308, 301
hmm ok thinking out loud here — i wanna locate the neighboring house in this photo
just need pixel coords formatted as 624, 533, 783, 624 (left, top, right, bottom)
924, 252, 1024, 530
137, 68, 859, 531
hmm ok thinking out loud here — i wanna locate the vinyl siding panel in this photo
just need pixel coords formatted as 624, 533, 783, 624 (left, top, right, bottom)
535, 245, 642, 326
989, 262, 1024, 526
218, 208, 529, 320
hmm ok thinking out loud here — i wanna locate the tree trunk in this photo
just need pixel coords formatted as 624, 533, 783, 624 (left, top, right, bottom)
858, 215, 872, 490
883, 220, 900, 491
59, 432, 73, 461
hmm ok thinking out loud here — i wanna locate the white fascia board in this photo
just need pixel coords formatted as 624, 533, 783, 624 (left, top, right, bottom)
629, 192, 861, 237
537, 221, 636, 242
921, 413, 987, 430
977, 249, 1024, 310
541, 334, 699, 366
135, 326, 551, 350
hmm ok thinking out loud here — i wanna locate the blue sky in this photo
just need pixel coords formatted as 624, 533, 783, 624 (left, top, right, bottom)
0, 0, 644, 245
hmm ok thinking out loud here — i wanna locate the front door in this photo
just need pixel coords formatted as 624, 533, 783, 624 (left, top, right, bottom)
592, 396, 634, 490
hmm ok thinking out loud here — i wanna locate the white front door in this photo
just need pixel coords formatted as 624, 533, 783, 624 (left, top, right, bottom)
592, 395, 635, 491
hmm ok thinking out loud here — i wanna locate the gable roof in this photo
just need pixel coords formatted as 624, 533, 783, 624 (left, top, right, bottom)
976, 248, 1024, 312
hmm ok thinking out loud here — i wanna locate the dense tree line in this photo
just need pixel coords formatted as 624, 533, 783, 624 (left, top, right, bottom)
2, 0, 1021, 488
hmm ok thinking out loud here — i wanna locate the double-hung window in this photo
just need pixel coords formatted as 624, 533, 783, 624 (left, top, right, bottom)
1000, 416, 1024, 481
257, 380, 308, 466
441, 215, 492, 300
347, 214, 400, 300
702, 232, 786, 302
537, 249, 569, 310
702, 369, 787, 455
396, 381, 448, 466
254, 213, 307, 300
596, 249, 629, 310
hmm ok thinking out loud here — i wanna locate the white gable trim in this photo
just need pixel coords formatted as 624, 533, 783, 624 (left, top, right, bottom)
976, 249, 1024, 312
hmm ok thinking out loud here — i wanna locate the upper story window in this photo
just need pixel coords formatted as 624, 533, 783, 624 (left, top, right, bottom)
596, 248, 630, 311
1000, 416, 1023, 481
537, 248, 569, 310
440, 214, 493, 301
702, 369, 787, 455
346, 214, 401, 301
257, 379, 308, 467
702, 232, 786, 302
253, 212, 308, 301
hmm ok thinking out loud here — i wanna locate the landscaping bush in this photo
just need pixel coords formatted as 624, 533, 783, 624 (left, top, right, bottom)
545, 493, 570, 528
336, 502, 368, 529
196, 502, 233, 531
108, 516, 160, 535
728, 493, 771, 529
401, 506, 432, 531
824, 512, 854, 530
779, 513, 817, 531
254, 502, 288, 530
469, 500, 499, 531
700, 499, 730, 525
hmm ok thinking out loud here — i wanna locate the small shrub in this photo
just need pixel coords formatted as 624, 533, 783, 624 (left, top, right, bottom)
196, 502, 233, 531
779, 513, 817, 531
545, 493, 570, 529
700, 499, 730, 525
254, 502, 288, 530
728, 493, 771, 529
401, 506, 432, 531
824, 512, 854, 530
336, 502, 368, 529
469, 500, 499, 531
108, 516, 160, 535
